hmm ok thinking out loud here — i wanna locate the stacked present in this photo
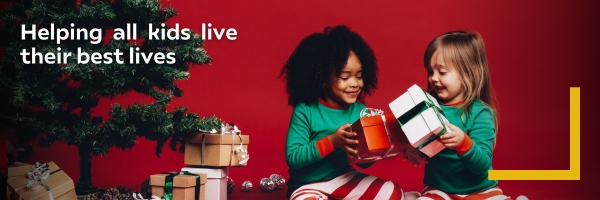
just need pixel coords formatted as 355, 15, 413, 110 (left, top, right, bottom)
388, 84, 452, 157
150, 172, 207, 200
177, 167, 229, 200
184, 124, 249, 167
348, 108, 410, 164
149, 123, 249, 200
7, 161, 76, 200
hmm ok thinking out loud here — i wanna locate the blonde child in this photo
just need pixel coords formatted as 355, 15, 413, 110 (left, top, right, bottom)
280, 25, 408, 200
405, 30, 511, 200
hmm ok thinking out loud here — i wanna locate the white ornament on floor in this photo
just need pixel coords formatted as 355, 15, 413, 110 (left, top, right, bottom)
516, 195, 529, 200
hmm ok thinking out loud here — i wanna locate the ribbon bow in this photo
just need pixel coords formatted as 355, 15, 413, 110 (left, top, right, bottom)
15, 162, 57, 200
25, 162, 50, 191
360, 108, 384, 118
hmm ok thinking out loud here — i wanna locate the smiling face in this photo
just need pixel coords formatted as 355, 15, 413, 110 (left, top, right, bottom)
323, 51, 364, 108
428, 49, 465, 104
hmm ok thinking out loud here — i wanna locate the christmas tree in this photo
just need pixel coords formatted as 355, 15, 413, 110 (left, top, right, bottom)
0, 0, 221, 194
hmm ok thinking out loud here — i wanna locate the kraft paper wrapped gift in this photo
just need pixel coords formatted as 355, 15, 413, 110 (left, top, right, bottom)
7, 161, 76, 200
180, 167, 228, 200
7, 162, 32, 180
349, 111, 410, 164
184, 133, 249, 167
388, 84, 452, 157
150, 172, 207, 200
7, 162, 31, 199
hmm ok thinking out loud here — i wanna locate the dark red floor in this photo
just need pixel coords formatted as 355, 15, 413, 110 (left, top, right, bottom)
228, 187, 287, 200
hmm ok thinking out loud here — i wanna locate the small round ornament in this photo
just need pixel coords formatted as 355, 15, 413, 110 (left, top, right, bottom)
269, 174, 286, 190
268, 174, 281, 180
242, 180, 253, 192
260, 178, 275, 192
227, 176, 236, 194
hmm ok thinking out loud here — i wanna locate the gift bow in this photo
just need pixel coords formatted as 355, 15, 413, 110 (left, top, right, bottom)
15, 162, 58, 200
354, 108, 396, 162
198, 123, 249, 166
360, 108, 384, 118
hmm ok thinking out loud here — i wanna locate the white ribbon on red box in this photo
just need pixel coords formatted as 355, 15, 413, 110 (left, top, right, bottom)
353, 108, 397, 162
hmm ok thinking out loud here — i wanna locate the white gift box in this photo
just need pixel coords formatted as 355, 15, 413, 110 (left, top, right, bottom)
181, 167, 228, 200
388, 84, 452, 157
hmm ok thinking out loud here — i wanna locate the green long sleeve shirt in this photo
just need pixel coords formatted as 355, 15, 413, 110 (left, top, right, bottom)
285, 100, 365, 198
423, 100, 498, 194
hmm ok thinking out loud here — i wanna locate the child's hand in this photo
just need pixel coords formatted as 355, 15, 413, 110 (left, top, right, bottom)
328, 123, 359, 159
438, 122, 465, 149
402, 146, 427, 167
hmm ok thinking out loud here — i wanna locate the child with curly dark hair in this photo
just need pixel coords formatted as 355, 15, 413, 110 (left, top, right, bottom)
280, 25, 410, 200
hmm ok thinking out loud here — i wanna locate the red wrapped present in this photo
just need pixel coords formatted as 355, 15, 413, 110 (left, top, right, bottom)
349, 109, 410, 164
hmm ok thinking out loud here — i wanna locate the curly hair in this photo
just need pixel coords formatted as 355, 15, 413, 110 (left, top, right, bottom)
279, 25, 378, 106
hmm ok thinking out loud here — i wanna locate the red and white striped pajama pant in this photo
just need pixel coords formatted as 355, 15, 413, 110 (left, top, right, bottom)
416, 186, 511, 200
290, 170, 404, 200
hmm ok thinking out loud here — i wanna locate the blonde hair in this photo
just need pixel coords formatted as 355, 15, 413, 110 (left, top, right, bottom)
424, 30, 498, 147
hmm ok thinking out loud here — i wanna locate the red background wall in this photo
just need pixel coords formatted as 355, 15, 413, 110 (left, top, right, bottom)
7, 0, 600, 199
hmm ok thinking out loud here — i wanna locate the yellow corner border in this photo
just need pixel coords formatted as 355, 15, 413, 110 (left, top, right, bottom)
488, 87, 580, 180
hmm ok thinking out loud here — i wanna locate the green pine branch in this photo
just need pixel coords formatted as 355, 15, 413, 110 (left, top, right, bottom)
1, 1, 221, 191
